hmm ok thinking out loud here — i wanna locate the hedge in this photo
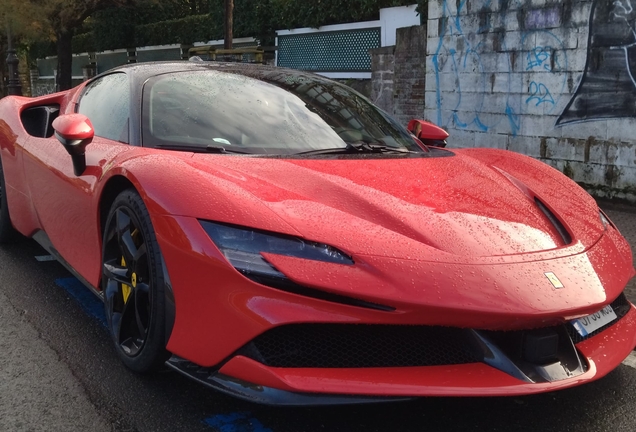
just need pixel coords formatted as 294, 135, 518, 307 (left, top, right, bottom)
71, 32, 97, 54
71, 0, 427, 53
91, 8, 137, 51
261, 0, 423, 30
134, 14, 216, 46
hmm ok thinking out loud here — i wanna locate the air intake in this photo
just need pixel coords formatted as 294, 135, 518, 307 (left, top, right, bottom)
534, 198, 572, 245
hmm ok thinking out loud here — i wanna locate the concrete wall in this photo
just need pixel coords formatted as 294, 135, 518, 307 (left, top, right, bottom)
427, 0, 636, 202
380, 4, 422, 46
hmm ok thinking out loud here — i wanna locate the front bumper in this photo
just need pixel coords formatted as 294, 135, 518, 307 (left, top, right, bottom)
156, 215, 635, 366
153, 214, 636, 404
167, 304, 636, 405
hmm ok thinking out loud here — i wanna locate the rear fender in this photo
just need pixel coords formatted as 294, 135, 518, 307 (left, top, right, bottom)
0, 97, 40, 235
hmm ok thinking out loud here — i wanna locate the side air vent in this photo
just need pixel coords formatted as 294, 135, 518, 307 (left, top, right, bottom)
21, 105, 60, 138
534, 198, 572, 245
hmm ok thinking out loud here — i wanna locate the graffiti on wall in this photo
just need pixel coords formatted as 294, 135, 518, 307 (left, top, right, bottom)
557, 0, 636, 125
432, 0, 569, 137
432, 0, 636, 135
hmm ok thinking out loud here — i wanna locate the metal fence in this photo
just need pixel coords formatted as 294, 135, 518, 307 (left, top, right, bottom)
275, 4, 420, 79
277, 27, 381, 73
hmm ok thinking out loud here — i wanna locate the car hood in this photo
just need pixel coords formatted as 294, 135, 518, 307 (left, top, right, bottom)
177, 149, 603, 262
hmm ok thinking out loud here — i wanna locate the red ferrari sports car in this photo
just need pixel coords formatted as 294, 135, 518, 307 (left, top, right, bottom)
0, 62, 635, 405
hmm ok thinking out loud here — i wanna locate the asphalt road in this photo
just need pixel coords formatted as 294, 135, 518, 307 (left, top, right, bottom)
2, 219, 636, 432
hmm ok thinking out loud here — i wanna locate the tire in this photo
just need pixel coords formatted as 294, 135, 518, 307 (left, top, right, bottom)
101, 189, 169, 372
0, 158, 18, 244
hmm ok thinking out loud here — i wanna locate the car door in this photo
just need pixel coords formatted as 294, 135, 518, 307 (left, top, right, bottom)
22, 72, 132, 288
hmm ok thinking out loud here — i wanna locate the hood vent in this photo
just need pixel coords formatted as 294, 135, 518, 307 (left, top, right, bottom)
534, 198, 572, 246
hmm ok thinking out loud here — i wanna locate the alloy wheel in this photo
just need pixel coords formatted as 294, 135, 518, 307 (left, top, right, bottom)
102, 207, 152, 357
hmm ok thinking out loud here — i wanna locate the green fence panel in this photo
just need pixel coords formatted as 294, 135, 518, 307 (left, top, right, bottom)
137, 48, 181, 63
35, 40, 261, 79
96, 52, 129, 74
37, 58, 57, 77
278, 28, 380, 72
37, 55, 91, 77
72, 55, 90, 76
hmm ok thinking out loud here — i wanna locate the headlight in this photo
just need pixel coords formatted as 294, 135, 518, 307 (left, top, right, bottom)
200, 221, 353, 279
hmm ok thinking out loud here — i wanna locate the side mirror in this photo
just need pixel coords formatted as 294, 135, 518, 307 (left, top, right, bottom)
407, 120, 449, 148
52, 114, 94, 176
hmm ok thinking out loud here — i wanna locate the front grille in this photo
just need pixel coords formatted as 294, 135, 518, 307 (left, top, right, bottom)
566, 293, 632, 344
241, 295, 632, 369
242, 324, 482, 368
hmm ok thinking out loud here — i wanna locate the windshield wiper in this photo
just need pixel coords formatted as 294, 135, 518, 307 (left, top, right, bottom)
155, 144, 254, 154
296, 141, 410, 156
202, 145, 254, 154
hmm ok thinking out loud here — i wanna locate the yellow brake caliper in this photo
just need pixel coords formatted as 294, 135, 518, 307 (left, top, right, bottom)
121, 228, 140, 304
121, 257, 132, 304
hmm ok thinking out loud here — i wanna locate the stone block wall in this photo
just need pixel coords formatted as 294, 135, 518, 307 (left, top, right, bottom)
370, 46, 395, 115
371, 25, 427, 127
427, 0, 636, 202
31, 79, 56, 97
394, 25, 427, 126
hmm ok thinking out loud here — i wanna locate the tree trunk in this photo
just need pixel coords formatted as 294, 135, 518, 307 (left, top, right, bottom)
56, 30, 73, 91
0, 65, 6, 98
224, 0, 233, 49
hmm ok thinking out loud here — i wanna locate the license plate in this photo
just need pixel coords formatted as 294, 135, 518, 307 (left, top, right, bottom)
571, 305, 617, 337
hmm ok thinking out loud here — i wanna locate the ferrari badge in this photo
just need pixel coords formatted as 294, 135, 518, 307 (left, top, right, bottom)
545, 272, 564, 289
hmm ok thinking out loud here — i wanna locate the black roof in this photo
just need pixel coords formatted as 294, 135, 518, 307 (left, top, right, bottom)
103, 61, 324, 87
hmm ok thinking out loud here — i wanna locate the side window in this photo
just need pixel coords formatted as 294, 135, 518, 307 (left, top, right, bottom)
77, 73, 130, 143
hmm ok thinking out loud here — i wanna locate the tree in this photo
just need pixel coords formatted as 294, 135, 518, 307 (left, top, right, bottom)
39, 1, 144, 91
1, 0, 49, 96
1, 0, 134, 92
224, 0, 233, 49
0, 0, 47, 38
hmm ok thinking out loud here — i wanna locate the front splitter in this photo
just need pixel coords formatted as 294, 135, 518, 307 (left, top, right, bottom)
165, 356, 413, 406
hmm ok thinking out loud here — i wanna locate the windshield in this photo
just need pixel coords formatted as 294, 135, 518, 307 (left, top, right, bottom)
142, 69, 426, 156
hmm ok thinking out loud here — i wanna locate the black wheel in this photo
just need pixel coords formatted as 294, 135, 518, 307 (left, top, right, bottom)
0, 157, 18, 244
101, 189, 169, 372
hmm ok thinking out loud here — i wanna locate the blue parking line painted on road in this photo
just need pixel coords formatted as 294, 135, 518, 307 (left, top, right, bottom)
204, 413, 273, 432
55, 277, 107, 328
